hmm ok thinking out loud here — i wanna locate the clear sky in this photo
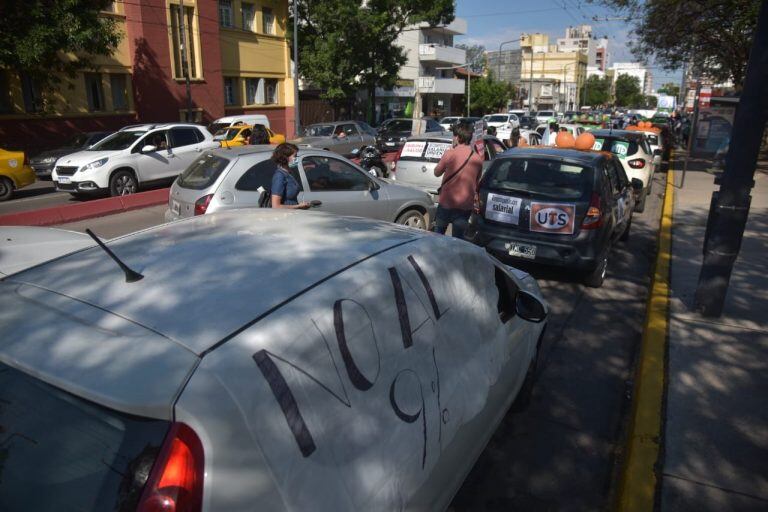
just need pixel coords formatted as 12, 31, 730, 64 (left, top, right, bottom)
454, 0, 682, 89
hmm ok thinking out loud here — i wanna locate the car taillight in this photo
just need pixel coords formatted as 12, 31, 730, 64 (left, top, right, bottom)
582, 192, 602, 230
628, 158, 646, 169
137, 423, 204, 512
194, 194, 213, 215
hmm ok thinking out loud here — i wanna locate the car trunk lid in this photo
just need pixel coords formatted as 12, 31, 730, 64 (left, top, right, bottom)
394, 139, 452, 193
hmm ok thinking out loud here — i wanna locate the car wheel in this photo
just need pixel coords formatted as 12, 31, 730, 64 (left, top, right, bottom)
620, 216, 632, 242
396, 209, 427, 230
109, 170, 138, 197
0, 177, 14, 202
512, 331, 544, 412
584, 253, 608, 288
634, 190, 647, 213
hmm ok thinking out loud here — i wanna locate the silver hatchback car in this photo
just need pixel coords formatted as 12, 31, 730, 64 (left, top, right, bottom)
166, 146, 436, 229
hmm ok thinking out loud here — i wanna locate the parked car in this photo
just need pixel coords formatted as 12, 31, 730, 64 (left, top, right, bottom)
439, 116, 461, 131
590, 129, 655, 212
28, 131, 113, 178
0, 148, 36, 202
208, 114, 271, 134
376, 118, 445, 153
485, 114, 520, 131
290, 121, 378, 157
518, 129, 542, 146
0, 226, 92, 276
534, 123, 586, 139
166, 146, 435, 229
636, 128, 665, 168
214, 124, 286, 147
392, 134, 507, 201
534, 110, 556, 124
0, 209, 547, 512
51, 123, 218, 197
465, 146, 642, 287
518, 115, 537, 130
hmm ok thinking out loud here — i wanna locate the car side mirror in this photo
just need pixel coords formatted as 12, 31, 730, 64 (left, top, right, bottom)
369, 179, 380, 191
631, 178, 644, 191
141, 144, 157, 153
515, 291, 547, 323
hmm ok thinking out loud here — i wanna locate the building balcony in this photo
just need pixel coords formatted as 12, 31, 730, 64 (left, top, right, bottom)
419, 44, 466, 65
415, 17, 467, 35
418, 77, 465, 95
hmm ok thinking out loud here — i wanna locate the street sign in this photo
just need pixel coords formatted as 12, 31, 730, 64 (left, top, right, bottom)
699, 87, 712, 108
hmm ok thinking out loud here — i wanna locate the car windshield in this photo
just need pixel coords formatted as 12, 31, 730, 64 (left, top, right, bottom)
208, 122, 229, 134
88, 131, 144, 151
485, 157, 593, 200
357, 121, 377, 136
65, 133, 89, 147
488, 115, 508, 123
0, 361, 170, 512
303, 124, 335, 137
221, 127, 244, 141
592, 136, 640, 157
177, 153, 231, 190
440, 117, 457, 124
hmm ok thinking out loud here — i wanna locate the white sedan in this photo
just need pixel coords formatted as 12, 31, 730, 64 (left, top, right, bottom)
0, 211, 547, 511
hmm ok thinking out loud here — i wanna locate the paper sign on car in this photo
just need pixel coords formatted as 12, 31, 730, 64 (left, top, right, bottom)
530, 202, 576, 235
424, 142, 452, 160
472, 120, 485, 154
400, 141, 427, 158
612, 141, 629, 159
592, 138, 604, 151
485, 193, 522, 225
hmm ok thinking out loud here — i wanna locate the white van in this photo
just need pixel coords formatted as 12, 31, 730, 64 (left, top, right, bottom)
208, 115, 271, 137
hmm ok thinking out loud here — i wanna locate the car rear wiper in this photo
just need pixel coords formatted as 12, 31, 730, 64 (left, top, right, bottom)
85, 229, 144, 283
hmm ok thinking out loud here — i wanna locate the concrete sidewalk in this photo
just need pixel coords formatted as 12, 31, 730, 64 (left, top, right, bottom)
661, 155, 768, 510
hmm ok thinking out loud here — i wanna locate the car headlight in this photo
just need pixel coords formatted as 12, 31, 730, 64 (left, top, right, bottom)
39, 156, 57, 164
399, 136, 407, 142
80, 158, 109, 172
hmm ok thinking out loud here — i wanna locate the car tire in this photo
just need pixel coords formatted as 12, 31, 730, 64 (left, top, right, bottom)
584, 252, 608, 288
109, 170, 138, 197
620, 216, 632, 242
634, 190, 647, 213
0, 177, 14, 202
512, 331, 544, 412
395, 209, 427, 230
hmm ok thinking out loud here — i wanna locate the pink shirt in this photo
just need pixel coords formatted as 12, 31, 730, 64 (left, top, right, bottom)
434, 144, 483, 210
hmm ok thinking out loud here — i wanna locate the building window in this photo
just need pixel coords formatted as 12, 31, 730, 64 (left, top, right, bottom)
262, 7, 274, 35
0, 71, 10, 114
110, 74, 128, 110
219, 0, 233, 28
223, 77, 238, 105
242, 2, 255, 31
170, 4, 200, 79
265, 79, 278, 104
245, 78, 261, 105
85, 73, 105, 111
20, 72, 42, 113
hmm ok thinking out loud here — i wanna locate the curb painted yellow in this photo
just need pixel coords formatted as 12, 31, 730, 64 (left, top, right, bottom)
617, 155, 674, 511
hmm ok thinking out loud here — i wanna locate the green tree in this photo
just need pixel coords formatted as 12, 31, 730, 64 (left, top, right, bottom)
0, 0, 122, 107
468, 72, 513, 116
580, 75, 611, 107
614, 74, 644, 107
591, 0, 761, 88
644, 95, 658, 108
292, 0, 455, 119
657, 82, 680, 98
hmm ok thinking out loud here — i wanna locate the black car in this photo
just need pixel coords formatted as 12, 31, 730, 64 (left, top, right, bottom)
376, 117, 445, 152
29, 131, 113, 178
465, 147, 643, 287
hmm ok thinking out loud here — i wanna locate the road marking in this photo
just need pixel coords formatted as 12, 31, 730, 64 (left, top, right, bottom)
3, 192, 68, 204
617, 154, 674, 511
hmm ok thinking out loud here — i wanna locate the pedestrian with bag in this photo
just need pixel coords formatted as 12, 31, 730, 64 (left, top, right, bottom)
269, 143, 310, 210
433, 121, 483, 239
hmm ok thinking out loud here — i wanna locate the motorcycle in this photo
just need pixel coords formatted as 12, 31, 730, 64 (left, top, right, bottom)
352, 146, 389, 178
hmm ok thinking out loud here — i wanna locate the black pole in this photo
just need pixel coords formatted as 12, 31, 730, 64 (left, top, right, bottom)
693, 0, 768, 317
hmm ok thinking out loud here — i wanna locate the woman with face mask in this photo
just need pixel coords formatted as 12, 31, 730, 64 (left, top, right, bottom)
270, 143, 310, 209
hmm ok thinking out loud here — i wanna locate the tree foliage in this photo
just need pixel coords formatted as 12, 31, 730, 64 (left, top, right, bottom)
581, 75, 612, 107
614, 74, 644, 107
292, 0, 455, 108
455, 43, 486, 73
644, 95, 658, 108
657, 82, 680, 98
468, 72, 514, 116
0, 0, 122, 96
591, 0, 761, 87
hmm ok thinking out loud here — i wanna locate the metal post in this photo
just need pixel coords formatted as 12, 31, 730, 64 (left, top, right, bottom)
467, 69, 471, 116
678, 60, 688, 108
528, 49, 534, 111
293, 0, 300, 135
178, 0, 193, 122
693, 0, 768, 317
680, 81, 701, 188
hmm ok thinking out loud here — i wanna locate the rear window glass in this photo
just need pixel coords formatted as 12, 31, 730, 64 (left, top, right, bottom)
592, 136, 639, 158
646, 134, 659, 145
485, 157, 594, 200
488, 115, 508, 123
384, 120, 413, 132
177, 153, 230, 190
398, 139, 453, 162
0, 361, 169, 512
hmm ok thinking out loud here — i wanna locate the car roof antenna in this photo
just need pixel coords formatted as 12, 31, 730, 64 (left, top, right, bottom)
85, 229, 144, 283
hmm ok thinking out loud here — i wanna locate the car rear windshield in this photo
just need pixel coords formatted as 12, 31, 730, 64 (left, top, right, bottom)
177, 153, 231, 190
303, 124, 334, 137
383, 120, 414, 132
88, 131, 144, 151
398, 139, 453, 163
485, 157, 594, 200
592, 136, 640, 157
488, 115, 509, 123
0, 361, 169, 512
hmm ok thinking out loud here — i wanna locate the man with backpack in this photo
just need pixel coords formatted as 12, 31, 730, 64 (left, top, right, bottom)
432, 120, 483, 239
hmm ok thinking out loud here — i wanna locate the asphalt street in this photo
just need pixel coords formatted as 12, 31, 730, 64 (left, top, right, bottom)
56, 170, 667, 510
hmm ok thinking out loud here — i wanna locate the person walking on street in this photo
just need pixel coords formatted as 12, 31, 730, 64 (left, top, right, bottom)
433, 121, 483, 239
270, 143, 310, 210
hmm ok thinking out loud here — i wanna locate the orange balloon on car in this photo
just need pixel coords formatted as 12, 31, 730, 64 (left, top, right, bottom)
555, 131, 576, 148
574, 132, 596, 150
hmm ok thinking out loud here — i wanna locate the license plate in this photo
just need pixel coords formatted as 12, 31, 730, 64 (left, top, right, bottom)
58, 176, 71, 184
506, 242, 536, 259
385, 142, 395, 146
172, 200, 180, 215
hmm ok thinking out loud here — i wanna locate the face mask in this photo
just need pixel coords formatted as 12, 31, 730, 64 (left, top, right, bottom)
287, 157, 298, 169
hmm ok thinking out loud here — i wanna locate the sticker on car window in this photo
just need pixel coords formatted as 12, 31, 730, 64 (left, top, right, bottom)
592, 139, 604, 151
530, 202, 576, 235
485, 193, 522, 225
612, 141, 630, 159
400, 141, 427, 158
424, 142, 452, 160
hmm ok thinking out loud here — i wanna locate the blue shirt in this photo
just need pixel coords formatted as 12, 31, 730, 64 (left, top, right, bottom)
271, 167, 300, 205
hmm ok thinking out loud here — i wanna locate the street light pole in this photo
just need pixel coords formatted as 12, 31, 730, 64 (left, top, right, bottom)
528, 49, 535, 112
293, 0, 300, 136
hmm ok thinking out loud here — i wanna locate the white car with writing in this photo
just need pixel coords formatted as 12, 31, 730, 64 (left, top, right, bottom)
0, 210, 547, 511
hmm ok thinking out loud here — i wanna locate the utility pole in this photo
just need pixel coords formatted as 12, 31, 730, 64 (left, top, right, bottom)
178, 0, 193, 122
678, 60, 688, 108
528, 49, 534, 111
293, 0, 300, 136
693, 0, 768, 317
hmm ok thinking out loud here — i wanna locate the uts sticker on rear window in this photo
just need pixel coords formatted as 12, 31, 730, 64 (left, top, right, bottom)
530, 202, 576, 235
485, 193, 522, 225
400, 141, 427, 158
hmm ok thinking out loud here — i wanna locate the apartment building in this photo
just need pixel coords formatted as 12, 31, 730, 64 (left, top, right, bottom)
521, 33, 588, 111
610, 62, 654, 96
